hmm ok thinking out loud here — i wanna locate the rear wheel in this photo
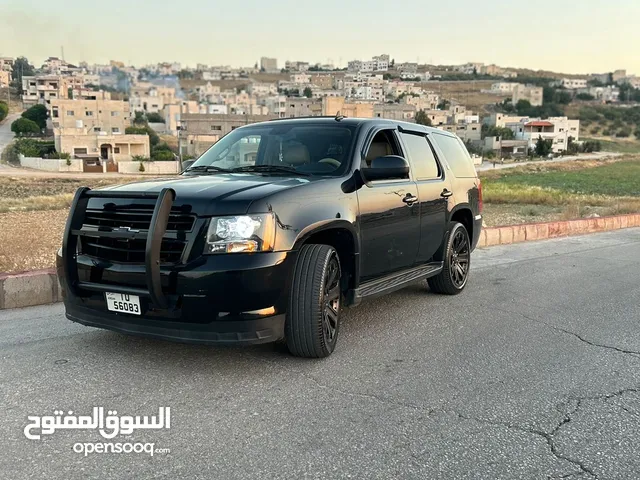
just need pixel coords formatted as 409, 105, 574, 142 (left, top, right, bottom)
286, 244, 342, 358
428, 222, 471, 295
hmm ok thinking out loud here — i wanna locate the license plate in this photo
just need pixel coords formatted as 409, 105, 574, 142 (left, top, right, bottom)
105, 292, 141, 315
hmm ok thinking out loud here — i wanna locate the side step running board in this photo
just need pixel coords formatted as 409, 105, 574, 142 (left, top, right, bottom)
346, 262, 443, 306
62, 187, 176, 309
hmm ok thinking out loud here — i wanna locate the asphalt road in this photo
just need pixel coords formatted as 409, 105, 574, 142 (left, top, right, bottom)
1, 228, 639, 479
0, 113, 20, 156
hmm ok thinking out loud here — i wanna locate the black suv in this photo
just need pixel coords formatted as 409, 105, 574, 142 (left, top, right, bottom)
58, 117, 482, 358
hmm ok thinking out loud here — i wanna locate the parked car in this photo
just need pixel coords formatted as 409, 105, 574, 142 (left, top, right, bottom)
58, 117, 483, 358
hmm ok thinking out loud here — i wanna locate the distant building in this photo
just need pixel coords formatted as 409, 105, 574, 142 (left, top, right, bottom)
322, 97, 374, 117
347, 55, 389, 73
22, 75, 69, 107
557, 78, 588, 89
514, 117, 580, 153
285, 98, 323, 118
512, 84, 543, 106
490, 82, 519, 94
456, 62, 484, 75
373, 103, 416, 121
438, 123, 482, 143
260, 57, 278, 73
129, 86, 177, 114
285, 61, 310, 72
310, 74, 334, 90
178, 113, 278, 156
0, 70, 10, 88
0, 57, 14, 74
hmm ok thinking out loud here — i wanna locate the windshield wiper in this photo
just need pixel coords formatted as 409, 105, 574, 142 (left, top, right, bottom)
230, 165, 310, 176
183, 165, 232, 174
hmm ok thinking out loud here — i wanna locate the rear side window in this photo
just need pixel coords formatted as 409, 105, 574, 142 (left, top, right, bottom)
399, 132, 440, 180
431, 133, 476, 178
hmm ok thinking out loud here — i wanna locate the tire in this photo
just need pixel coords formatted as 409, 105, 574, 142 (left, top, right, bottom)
428, 222, 471, 295
286, 244, 342, 358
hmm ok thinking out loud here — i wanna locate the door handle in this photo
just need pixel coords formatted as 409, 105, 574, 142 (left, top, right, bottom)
441, 189, 453, 198
402, 193, 418, 206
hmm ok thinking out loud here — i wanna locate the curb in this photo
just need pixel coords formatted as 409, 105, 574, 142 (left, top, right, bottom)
0, 214, 639, 310
477, 213, 640, 248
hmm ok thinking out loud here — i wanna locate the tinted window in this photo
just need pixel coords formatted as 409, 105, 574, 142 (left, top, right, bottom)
399, 132, 440, 180
193, 124, 355, 176
431, 134, 476, 178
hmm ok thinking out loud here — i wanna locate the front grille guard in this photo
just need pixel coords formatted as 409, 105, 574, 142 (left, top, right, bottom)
62, 187, 176, 309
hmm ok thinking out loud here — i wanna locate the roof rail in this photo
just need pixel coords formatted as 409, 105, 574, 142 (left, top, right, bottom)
267, 116, 341, 122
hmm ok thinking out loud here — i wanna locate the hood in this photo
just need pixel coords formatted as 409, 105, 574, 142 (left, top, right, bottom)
95, 173, 315, 216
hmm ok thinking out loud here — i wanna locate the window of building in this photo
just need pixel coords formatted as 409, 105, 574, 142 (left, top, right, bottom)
112, 127, 120, 133
74, 148, 88, 155
399, 132, 440, 180
211, 125, 222, 131
111, 111, 119, 117
431, 133, 476, 178
67, 110, 75, 116
114, 147, 120, 154
93, 127, 101, 132
85, 111, 93, 116
52, 108, 59, 118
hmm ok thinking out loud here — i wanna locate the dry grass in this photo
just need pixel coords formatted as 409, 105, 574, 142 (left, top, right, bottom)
0, 210, 68, 273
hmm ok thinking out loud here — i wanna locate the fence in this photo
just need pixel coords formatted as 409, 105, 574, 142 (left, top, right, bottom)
19, 155, 83, 172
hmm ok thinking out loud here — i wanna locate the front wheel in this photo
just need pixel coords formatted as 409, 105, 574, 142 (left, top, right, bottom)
428, 222, 471, 295
286, 244, 342, 358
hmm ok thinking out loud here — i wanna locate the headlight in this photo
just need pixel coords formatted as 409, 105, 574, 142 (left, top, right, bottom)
204, 213, 276, 254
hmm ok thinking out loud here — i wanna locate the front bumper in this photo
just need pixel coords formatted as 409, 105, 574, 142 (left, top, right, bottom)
58, 251, 296, 345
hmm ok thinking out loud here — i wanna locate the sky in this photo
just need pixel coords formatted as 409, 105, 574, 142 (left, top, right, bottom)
0, 0, 638, 75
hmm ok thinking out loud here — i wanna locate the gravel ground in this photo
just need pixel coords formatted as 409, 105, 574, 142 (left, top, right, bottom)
0, 210, 68, 273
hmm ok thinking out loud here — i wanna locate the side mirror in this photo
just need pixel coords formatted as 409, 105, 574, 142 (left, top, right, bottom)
181, 159, 196, 171
362, 155, 410, 181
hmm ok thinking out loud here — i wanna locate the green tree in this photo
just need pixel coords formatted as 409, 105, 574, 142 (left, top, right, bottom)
576, 93, 595, 101
437, 99, 450, 110
146, 112, 165, 123
515, 99, 532, 115
22, 104, 48, 129
303, 87, 313, 98
414, 110, 432, 126
555, 90, 573, 105
10, 56, 35, 88
13, 138, 43, 156
534, 136, 553, 157
133, 111, 147, 125
0, 101, 8, 122
11, 118, 41, 135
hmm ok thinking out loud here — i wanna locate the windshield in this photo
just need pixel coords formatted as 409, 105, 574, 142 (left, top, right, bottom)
187, 123, 356, 176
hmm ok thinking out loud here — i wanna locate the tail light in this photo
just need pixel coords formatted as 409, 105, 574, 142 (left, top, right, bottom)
478, 180, 483, 213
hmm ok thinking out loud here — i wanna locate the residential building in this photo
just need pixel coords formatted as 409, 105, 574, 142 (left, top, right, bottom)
483, 113, 531, 128
612, 70, 627, 83
260, 57, 278, 73
178, 113, 278, 156
0, 70, 10, 88
71, 89, 112, 101
48, 98, 131, 134
55, 133, 150, 162
490, 82, 519, 94
514, 117, 580, 153
0, 57, 14, 74
310, 74, 334, 90
164, 101, 201, 135
557, 78, 588, 89
322, 97, 374, 118
396, 63, 418, 75
400, 93, 440, 111
285, 98, 323, 118
21, 75, 69, 107
579, 86, 620, 103
285, 61, 310, 72
456, 62, 484, 75
248, 82, 278, 96
202, 71, 222, 81
438, 123, 482, 142
262, 95, 287, 118
484, 137, 529, 157
347, 55, 389, 73
373, 103, 416, 121
129, 86, 177, 114
512, 84, 543, 106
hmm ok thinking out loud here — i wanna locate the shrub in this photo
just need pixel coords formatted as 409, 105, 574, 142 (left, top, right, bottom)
152, 149, 175, 161
11, 118, 41, 135
0, 101, 8, 122
13, 138, 43, 157
146, 112, 165, 123
131, 155, 150, 162
576, 93, 595, 101
139, 162, 145, 172
616, 128, 631, 138
634, 128, 640, 139
46, 151, 71, 159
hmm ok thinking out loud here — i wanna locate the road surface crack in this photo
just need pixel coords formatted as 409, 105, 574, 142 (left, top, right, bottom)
491, 305, 640, 358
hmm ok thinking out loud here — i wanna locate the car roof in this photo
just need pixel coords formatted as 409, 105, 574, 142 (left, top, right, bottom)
236, 116, 457, 138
